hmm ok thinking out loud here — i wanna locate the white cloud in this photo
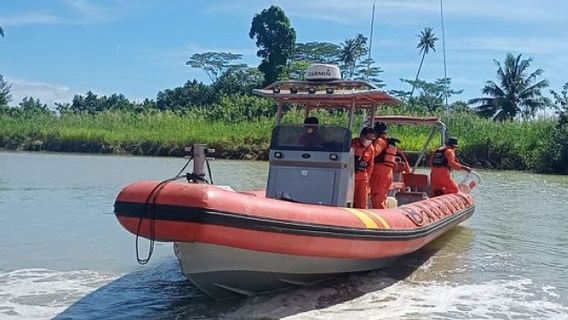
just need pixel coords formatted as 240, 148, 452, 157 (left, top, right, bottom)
7, 78, 79, 108
0, 13, 62, 27
0, 0, 138, 27
208, 0, 565, 25
451, 36, 568, 55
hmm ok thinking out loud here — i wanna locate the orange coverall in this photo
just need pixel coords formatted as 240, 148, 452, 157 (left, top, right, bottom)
370, 136, 393, 209
430, 147, 465, 195
352, 138, 375, 209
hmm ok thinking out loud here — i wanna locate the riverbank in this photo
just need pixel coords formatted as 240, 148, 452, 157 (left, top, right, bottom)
0, 111, 556, 169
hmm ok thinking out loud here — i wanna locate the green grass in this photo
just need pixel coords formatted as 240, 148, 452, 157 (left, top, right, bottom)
0, 110, 556, 169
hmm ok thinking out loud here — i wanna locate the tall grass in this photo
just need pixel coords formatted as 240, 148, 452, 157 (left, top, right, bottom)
0, 110, 556, 169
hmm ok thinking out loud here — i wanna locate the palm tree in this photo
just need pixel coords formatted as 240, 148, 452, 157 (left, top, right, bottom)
469, 53, 550, 121
410, 27, 438, 98
0, 25, 4, 37
339, 34, 367, 79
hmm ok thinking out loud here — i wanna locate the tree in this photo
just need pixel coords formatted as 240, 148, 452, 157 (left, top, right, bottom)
355, 58, 384, 87
156, 80, 217, 111
286, 60, 312, 80
550, 81, 568, 111
212, 67, 263, 95
249, 6, 297, 86
339, 34, 368, 79
18, 97, 52, 115
392, 78, 462, 112
0, 26, 4, 37
186, 52, 245, 83
0, 75, 12, 108
469, 53, 550, 121
68, 92, 138, 114
287, 42, 341, 80
292, 42, 341, 64
410, 27, 438, 98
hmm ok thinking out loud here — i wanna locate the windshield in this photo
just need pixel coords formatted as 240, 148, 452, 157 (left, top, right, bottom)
270, 125, 352, 152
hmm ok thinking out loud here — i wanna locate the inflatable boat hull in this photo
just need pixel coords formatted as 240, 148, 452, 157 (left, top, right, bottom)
114, 181, 475, 299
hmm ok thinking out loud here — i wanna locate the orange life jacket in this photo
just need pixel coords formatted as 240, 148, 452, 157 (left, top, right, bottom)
374, 144, 397, 167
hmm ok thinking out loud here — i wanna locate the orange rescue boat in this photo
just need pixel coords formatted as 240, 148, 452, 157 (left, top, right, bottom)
114, 64, 480, 299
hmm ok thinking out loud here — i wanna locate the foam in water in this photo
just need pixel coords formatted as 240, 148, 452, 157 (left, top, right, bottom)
0, 269, 117, 320
225, 277, 568, 320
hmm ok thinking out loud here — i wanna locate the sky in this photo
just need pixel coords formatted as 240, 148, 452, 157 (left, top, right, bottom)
1, 0, 567, 107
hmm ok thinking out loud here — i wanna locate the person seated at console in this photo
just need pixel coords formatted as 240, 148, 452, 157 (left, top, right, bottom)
298, 116, 323, 148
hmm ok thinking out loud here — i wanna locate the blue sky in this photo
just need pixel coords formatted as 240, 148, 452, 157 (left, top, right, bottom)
1, 0, 567, 107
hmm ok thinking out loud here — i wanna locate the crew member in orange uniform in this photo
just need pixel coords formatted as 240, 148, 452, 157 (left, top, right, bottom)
430, 137, 472, 196
370, 122, 398, 209
352, 127, 376, 209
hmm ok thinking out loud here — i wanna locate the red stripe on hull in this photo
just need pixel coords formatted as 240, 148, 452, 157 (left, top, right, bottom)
116, 212, 470, 259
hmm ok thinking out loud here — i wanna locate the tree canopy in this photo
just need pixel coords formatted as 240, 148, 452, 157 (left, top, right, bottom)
550, 81, 568, 111
339, 34, 368, 79
469, 53, 550, 121
249, 6, 296, 86
186, 52, 246, 83
410, 27, 438, 98
0, 75, 12, 108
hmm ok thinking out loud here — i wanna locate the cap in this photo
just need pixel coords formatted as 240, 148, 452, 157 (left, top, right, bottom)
447, 137, 459, 146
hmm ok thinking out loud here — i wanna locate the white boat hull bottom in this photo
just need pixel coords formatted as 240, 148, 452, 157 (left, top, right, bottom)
174, 242, 396, 299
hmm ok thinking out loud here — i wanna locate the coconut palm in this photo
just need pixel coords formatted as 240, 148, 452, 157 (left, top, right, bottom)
469, 53, 550, 121
339, 34, 367, 79
410, 27, 438, 98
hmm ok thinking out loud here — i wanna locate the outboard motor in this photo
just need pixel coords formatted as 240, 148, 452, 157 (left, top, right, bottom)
266, 124, 354, 206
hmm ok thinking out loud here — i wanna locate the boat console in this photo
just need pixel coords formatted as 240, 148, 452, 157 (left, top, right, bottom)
266, 124, 354, 206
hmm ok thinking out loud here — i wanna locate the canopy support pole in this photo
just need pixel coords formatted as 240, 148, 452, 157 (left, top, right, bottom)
348, 98, 356, 131
369, 104, 377, 127
412, 126, 437, 173
276, 102, 283, 125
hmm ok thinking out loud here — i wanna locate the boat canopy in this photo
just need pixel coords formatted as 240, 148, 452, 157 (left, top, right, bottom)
253, 79, 400, 129
253, 80, 399, 109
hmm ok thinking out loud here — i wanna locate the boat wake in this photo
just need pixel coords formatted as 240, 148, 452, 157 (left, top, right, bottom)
1, 250, 566, 319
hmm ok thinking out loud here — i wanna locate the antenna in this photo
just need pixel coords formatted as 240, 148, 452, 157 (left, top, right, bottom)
440, 0, 449, 114
366, 0, 377, 79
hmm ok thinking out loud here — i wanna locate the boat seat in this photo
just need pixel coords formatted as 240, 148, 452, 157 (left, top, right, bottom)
403, 173, 429, 192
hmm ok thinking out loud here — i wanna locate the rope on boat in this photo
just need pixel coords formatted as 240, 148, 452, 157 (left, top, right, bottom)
135, 156, 194, 265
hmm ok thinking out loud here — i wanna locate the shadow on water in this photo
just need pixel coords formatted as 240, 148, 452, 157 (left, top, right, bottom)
55, 226, 472, 320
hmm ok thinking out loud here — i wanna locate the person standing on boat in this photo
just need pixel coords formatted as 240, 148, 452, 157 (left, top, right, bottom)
352, 127, 376, 209
370, 122, 398, 209
430, 137, 472, 196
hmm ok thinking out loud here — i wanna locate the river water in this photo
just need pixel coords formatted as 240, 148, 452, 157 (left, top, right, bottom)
0, 151, 567, 319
